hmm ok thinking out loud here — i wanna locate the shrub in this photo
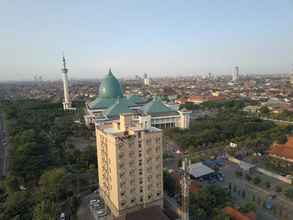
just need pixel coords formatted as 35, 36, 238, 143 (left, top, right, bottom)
245, 174, 252, 181
253, 176, 261, 185
235, 171, 243, 178
284, 188, 293, 200
275, 185, 282, 193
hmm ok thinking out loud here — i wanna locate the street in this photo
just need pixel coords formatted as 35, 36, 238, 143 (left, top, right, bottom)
219, 161, 293, 220
77, 193, 96, 220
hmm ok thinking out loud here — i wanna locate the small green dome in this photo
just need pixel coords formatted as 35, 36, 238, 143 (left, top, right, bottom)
99, 69, 123, 99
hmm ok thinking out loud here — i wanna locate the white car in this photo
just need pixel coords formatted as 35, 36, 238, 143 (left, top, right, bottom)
89, 199, 97, 206
94, 203, 104, 209
60, 213, 65, 220
96, 209, 106, 217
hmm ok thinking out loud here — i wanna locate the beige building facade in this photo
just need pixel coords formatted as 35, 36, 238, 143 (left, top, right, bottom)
96, 113, 164, 218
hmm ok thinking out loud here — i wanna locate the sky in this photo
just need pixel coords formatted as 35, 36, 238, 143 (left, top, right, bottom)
0, 0, 293, 81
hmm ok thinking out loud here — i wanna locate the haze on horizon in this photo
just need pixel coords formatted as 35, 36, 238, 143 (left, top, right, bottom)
0, 0, 293, 81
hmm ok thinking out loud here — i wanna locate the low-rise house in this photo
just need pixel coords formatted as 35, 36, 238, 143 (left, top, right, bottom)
224, 207, 256, 220
268, 136, 293, 164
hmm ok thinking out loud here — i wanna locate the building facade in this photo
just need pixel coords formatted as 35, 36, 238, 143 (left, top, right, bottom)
84, 69, 191, 129
96, 113, 163, 217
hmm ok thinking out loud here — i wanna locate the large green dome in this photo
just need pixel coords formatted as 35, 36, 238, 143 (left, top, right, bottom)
98, 69, 123, 99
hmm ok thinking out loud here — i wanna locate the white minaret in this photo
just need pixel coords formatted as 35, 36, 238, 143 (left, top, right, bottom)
232, 66, 240, 82
62, 55, 72, 110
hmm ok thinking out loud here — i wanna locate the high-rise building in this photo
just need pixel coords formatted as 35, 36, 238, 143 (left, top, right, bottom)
143, 73, 151, 86
96, 112, 164, 218
61, 55, 72, 110
232, 66, 240, 82
290, 66, 293, 85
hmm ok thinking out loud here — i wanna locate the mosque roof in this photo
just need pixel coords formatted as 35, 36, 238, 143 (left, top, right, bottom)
126, 95, 147, 104
98, 69, 123, 99
104, 98, 134, 118
88, 97, 117, 109
142, 97, 179, 117
88, 69, 125, 109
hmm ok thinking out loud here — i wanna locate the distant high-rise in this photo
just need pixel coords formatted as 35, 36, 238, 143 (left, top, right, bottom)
144, 73, 151, 86
61, 55, 72, 110
232, 66, 240, 82
290, 66, 293, 85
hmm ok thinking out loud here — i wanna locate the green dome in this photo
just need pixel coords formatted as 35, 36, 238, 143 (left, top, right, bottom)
99, 69, 123, 99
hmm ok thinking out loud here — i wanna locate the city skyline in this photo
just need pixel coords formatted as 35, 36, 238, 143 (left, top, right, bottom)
1, 0, 293, 81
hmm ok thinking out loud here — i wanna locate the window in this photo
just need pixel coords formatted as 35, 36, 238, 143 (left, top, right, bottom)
131, 199, 135, 203
138, 131, 141, 138
157, 192, 161, 196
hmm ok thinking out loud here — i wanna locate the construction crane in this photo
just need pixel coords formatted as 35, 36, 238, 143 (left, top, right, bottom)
180, 157, 191, 220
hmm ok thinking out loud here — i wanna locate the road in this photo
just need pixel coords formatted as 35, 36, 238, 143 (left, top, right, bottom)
220, 162, 292, 220
0, 112, 8, 179
261, 117, 293, 125
76, 193, 96, 220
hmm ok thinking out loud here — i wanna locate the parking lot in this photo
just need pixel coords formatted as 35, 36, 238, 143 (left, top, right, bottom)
77, 190, 111, 220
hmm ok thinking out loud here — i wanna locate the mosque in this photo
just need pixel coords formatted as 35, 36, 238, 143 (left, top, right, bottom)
84, 69, 191, 129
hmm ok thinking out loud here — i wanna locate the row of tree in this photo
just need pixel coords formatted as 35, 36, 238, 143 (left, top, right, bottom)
0, 100, 96, 219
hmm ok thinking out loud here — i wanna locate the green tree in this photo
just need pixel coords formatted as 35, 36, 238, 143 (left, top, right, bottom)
240, 202, 256, 213
163, 170, 177, 196
284, 188, 293, 200
190, 185, 231, 220
253, 176, 261, 185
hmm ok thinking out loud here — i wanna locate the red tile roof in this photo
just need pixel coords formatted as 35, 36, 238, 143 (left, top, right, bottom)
188, 96, 205, 102
175, 98, 188, 104
224, 207, 255, 220
268, 136, 293, 161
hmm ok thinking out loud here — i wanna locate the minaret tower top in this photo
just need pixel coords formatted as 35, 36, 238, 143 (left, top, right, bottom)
62, 53, 68, 73
61, 54, 73, 111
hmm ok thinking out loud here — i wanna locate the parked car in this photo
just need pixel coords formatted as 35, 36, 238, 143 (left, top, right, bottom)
96, 209, 106, 217
89, 199, 97, 206
60, 212, 65, 220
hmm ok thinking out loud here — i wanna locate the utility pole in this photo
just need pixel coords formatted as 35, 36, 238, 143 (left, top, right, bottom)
181, 157, 190, 220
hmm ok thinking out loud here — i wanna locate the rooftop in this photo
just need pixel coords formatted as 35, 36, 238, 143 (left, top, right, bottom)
189, 162, 215, 178
269, 136, 293, 161
224, 207, 256, 220
142, 97, 179, 117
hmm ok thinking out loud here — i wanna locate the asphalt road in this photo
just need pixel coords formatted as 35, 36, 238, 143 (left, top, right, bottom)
77, 192, 97, 220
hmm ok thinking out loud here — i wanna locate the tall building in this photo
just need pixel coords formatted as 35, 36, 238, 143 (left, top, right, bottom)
290, 66, 293, 85
84, 69, 191, 129
232, 66, 240, 82
61, 55, 72, 110
96, 112, 163, 218
143, 73, 151, 86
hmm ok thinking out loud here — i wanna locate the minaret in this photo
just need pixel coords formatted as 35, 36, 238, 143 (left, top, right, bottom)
232, 66, 240, 82
61, 54, 72, 110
